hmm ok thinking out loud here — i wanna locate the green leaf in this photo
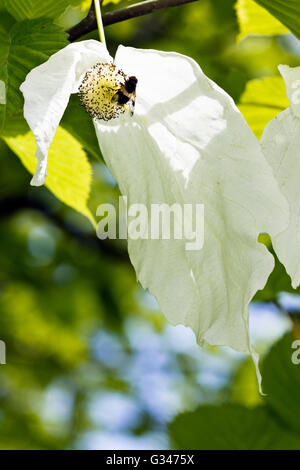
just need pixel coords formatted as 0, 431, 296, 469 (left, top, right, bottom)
238, 76, 289, 138
3, 127, 96, 226
254, 235, 300, 301
254, 0, 300, 39
3, 0, 83, 21
255, 255, 300, 301
236, 0, 289, 40
0, 15, 68, 133
55, 0, 92, 30
169, 404, 300, 450
263, 333, 300, 433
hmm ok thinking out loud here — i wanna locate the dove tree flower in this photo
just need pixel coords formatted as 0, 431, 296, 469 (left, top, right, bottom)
20, 25, 289, 389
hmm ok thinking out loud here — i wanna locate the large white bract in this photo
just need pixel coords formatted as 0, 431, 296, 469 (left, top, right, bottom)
20, 40, 289, 390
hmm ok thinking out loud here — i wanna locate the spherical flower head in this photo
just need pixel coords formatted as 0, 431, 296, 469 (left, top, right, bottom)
79, 62, 127, 121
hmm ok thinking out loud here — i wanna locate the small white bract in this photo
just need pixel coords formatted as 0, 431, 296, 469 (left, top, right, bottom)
20, 39, 289, 392
261, 64, 300, 289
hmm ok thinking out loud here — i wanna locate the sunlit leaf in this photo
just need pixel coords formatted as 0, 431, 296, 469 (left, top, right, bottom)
4, 127, 96, 226
238, 76, 289, 138
236, 0, 289, 41
56, 0, 92, 30
230, 359, 262, 406
254, 0, 300, 39
102, 0, 123, 5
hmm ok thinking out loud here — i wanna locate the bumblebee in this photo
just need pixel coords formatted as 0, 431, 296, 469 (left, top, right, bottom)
113, 76, 138, 117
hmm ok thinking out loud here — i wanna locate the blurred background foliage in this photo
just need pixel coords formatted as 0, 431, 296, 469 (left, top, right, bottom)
0, 0, 300, 450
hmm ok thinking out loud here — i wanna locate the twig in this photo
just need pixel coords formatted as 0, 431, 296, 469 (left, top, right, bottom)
0, 195, 129, 263
290, 315, 300, 341
273, 300, 300, 340
68, 0, 200, 41
67, 2, 97, 42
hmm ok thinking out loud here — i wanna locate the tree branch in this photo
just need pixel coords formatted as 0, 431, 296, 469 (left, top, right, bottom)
68, 0, 199, 42
68, 1, 97, 43
0, 195, 130, 263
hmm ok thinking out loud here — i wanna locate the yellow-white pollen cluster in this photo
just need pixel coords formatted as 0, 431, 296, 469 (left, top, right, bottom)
79, 62, 127, 121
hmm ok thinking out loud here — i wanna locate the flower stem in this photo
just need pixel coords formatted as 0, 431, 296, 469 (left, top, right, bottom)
94, 0, 106, 48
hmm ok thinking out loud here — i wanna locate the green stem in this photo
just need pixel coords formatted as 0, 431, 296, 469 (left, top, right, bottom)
94, 0, 106, 47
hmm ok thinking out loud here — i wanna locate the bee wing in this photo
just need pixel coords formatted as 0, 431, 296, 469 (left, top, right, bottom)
127, 94, 136, 117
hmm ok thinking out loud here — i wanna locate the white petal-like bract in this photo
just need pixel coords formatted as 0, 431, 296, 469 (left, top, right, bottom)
20, 40, 111, 186
94, 46, 289, 388
261, 65, 300, 288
